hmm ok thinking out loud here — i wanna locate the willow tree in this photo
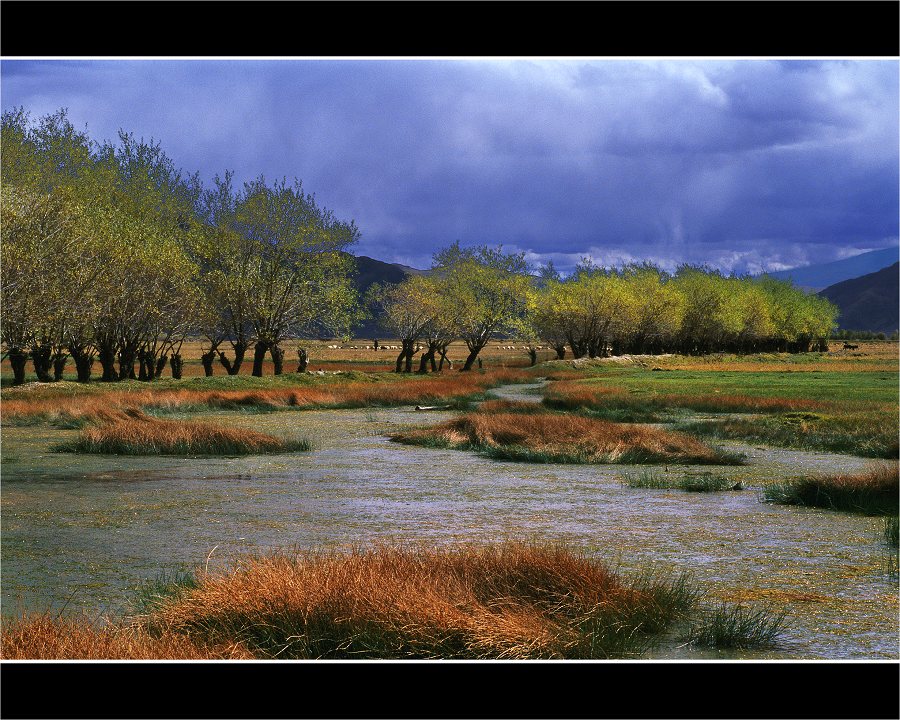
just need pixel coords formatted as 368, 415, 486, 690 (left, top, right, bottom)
369, 276, 437, 373
417, 277, 462, 372
432, 242, 531, 371
194, 175, 360, 376
0, 186, 108, 383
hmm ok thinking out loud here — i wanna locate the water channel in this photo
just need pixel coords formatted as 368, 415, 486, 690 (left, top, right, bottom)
1, 382, 897, 658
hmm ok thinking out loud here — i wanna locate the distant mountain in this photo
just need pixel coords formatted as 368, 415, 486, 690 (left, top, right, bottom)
348, 255, 425, 338
765, 247, 899, 291
817, 262, 899, 334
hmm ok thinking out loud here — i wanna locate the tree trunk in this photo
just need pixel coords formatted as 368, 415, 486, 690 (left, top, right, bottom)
52, 352, 69, 381
270, 344, 285, 375
70, 347, 94, 383
31, 345, 53, 382
155, 355, 168, 379
201, 350, 216, 377
461, 348, 480, 371
553, 344, 566, 360
418, 348, 437, 374
118, 349, 137, 380
8, 348, 28, 385
403, 340, 415, 373
252, 341, 269, 377
218, 341, 248, 376
394, 349, 405, 373
528, 348, 537, 366
297, 348, 309, 373
138, 351, 149, 381
98, 347, 118, 381
169, 353, 184, 379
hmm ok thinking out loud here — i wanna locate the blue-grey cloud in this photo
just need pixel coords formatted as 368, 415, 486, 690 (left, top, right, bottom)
2, 58, 897, 274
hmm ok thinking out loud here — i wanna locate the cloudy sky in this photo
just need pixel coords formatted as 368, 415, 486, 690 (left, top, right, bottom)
2, 58, 897, 274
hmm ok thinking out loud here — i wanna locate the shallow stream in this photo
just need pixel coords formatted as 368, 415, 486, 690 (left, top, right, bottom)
1, 381, 897, 659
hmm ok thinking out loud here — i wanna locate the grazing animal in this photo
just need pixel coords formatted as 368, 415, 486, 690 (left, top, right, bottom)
843, 343, 859, 350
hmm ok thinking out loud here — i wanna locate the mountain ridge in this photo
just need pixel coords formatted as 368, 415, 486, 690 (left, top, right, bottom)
817, 262, 899, 334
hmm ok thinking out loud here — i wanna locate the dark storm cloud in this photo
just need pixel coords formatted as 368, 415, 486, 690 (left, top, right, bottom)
1, 58, 897, 273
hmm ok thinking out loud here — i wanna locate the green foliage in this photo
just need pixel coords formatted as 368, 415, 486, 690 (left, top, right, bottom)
431, 242, 532, 369
529, 261, 838, 357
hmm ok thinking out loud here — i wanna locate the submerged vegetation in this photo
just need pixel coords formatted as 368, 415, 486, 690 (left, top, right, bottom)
622, 469, 743, 492
1, 541, 788, 660
391, 409, 745, 465
762, 464, 899, 515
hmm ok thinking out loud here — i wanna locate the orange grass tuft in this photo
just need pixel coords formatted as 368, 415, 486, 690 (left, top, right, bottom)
145, 542, 666, 659
0, 614, 252, 659
393, 410, 738, 464
56, 410, 306, 456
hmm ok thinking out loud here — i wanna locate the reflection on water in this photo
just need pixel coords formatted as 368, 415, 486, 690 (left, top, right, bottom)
1, 383, 897, 659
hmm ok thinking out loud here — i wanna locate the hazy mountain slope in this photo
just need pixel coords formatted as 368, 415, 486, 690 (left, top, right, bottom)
818, 262, 899, 334
766, 247, 899, 290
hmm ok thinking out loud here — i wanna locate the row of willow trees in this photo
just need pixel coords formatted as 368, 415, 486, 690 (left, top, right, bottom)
1, 108, 839, 384
1, 108, 359, 385
371, 249, 838, 373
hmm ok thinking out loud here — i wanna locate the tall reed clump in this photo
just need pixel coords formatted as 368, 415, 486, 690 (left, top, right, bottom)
884, 516, 899, 548
687, 603, 786, 649
392, 411, 744, 466
762, 464, 899, 515
53, 409, 311, 456
139, 542, 699, 659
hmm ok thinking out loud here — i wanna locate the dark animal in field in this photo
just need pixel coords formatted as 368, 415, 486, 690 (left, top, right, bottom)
843, 343, 859, 350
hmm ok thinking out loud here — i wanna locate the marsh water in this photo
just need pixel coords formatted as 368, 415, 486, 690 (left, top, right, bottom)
1, 381, 897, 659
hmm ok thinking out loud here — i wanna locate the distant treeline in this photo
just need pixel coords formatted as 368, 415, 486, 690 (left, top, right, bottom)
830, 329, 898, 342
1, 108, 840, 384
372, 252, 838, 372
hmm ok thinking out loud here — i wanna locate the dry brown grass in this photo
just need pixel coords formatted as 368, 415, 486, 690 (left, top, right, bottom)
56, 409, 307, 456
145, 542, 679, 659
811, 463, 899, 494
393, 410, 741, 464
1, 369, 534, 425
0, 614, 253, 659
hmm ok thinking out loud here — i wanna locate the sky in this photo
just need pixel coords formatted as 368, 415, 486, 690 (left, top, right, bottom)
1, 58, 898, 275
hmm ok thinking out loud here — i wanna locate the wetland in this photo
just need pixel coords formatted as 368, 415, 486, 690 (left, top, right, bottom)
1, 343, 898, 659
